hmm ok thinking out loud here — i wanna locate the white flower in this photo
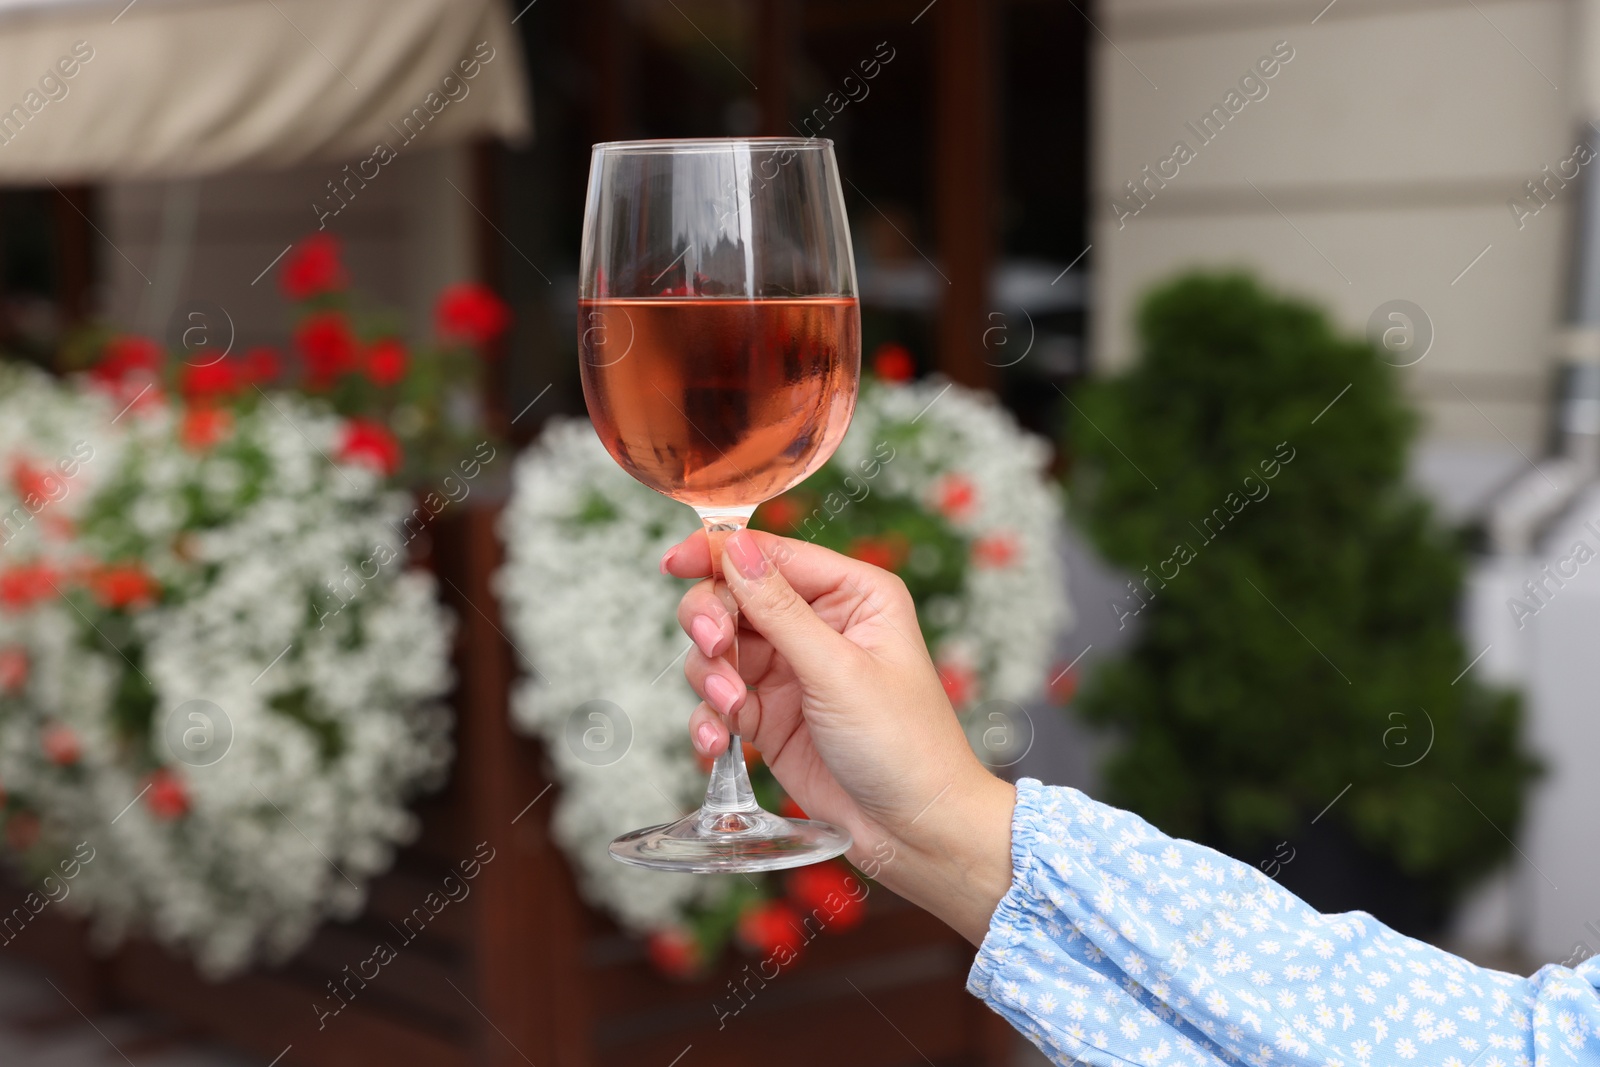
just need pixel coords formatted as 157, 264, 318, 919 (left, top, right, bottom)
497, 378, 1068, 933
0, 368, 452, 977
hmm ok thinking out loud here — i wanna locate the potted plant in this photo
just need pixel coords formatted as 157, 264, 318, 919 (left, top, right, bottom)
1067, 271, 1538, 937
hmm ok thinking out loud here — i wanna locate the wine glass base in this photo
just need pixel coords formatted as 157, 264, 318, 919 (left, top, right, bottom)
609, 807, 852, 873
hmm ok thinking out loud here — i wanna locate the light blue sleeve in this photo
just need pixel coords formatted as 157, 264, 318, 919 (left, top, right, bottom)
969, 778, 1600, 1066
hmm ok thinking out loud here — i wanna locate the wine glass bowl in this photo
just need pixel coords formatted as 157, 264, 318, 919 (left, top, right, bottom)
577, 137, 860, 872
579, 295, 859, 510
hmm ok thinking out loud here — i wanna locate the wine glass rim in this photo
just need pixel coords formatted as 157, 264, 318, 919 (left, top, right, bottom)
591, 136, 834, 153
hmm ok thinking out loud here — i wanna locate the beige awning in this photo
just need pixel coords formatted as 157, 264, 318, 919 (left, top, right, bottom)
0, 0, 531, 184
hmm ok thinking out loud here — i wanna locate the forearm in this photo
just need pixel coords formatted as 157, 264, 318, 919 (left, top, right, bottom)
965, 779, 1600, 1067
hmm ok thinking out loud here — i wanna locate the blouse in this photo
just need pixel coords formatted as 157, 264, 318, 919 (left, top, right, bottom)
969, 779, 1600, 1066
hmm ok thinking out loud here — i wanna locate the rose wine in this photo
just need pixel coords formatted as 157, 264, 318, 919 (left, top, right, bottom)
580, 297, 861, 509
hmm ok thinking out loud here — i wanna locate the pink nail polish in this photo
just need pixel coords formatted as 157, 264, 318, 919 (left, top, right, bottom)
704, 673, 740, 715
691, 615, 721, 657
696, 722, 718, 753
727, 530, 767, 581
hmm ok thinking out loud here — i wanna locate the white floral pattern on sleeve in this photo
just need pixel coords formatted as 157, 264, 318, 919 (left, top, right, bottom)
969, 779, 1600, 1067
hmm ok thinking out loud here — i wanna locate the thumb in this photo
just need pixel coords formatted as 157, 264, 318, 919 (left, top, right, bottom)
722, 529, 856, 683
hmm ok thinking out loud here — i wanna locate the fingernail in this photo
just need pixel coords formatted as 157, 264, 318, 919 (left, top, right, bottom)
727, 530, 768, 581
659, 545, 679, 575
695, 722, 718, 753
690, 615, 721, 657
704, 673, 741, 715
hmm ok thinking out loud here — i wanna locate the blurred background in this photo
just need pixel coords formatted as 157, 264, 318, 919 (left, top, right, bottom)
0, 0, 1597, 1064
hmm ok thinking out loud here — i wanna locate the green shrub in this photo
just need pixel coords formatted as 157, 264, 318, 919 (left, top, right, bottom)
1069, 272, 1538, 909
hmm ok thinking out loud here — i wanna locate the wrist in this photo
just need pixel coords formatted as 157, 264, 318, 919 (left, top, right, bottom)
884, 763, 1017, 946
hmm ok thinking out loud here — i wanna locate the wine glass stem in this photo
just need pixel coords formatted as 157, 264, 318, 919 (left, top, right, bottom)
697, 510, 759, 816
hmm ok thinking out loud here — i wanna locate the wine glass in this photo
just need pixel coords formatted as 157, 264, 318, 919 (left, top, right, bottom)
578, 137, 860, 873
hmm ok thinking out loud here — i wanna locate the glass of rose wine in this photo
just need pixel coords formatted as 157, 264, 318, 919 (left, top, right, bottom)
578, 137, 860, 873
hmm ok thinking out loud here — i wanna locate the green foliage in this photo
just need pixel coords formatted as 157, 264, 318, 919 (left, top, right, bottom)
1069, 272, 1538, 904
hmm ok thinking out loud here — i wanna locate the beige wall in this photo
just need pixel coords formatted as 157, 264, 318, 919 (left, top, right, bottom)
95, 145, 476, 355
1093, 0, 1579, 448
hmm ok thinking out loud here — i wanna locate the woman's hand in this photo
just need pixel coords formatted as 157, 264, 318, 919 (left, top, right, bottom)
662, 527, 1016, 945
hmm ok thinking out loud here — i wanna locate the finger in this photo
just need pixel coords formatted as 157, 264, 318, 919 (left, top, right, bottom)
726, 631, 775, 682
688, 695, 774, 758
688, 702, 728, 758
675, 585, 779, 672
684, 649, 749, 719
677, 578, 736, 658
661, 529, 712, 578
665, 528, 895, 603
686, 632, 773, 684
721, 529, 863, 683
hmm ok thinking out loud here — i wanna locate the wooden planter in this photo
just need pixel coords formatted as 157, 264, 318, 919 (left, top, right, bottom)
4, 503, 1009, 1066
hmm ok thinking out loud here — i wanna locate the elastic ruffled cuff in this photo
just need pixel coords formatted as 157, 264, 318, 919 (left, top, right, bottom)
966, 776, 1047, 1003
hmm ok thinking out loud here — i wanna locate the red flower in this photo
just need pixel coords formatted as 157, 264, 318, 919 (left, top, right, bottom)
338, 419, 402, 476
241, 346, 282, 385
91, 335, 162, 387
90, 564, 159, 610
0, 564, 58, 611
1048, 663, 1078, 706
364, 338, 409, 387
146, 769, 190, 820
10, 459, 61, 506
646, 927, 704, 980
846, 534, 908, 572
736, 900, 805, 959
972, 533, 1019, 569
436, 283, 510, 346
181, 406, 232, 451
760, 494, 803, 533
0, 647, 27, 693
937, 660, 976, 708
41, 724, 80, 767
179, 360, 240, 399
786, 862, 867, 932
280, 234, 347, 301
934, 474, 977, 521
296, 312, 360, 387
871, 342, 915, 383
6, 811, 40, 851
